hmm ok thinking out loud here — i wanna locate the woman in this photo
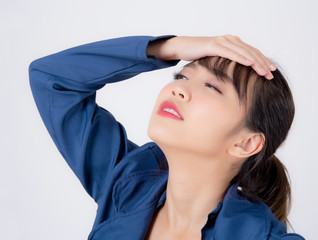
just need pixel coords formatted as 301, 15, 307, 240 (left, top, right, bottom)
29, 35, 305, 239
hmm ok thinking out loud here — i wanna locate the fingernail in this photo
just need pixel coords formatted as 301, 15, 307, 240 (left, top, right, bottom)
265, 72, 274, 80
269, 64, 276, 71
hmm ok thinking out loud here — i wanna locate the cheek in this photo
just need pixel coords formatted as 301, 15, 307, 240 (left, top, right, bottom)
192, 98, 233, 130
188, 99, 241, 150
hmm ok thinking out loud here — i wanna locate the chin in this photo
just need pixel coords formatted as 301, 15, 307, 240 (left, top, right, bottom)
147, 113, 190, 152
148, 122, 175, 149
147, 121, 165, 144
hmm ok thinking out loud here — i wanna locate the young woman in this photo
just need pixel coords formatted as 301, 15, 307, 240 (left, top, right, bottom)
29, 35, 305, 240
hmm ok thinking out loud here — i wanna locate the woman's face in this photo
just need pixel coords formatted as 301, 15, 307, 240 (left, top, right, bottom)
147, 61, 247, 159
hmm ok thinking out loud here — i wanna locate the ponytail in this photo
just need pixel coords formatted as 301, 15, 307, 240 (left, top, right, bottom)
231, 154, 291, 223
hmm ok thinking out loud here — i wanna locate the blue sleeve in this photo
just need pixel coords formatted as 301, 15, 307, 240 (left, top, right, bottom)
279, 234, 306, 240
28, 35, 179, 203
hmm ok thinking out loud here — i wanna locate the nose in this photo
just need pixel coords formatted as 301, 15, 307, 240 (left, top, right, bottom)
171, 84, 191, 102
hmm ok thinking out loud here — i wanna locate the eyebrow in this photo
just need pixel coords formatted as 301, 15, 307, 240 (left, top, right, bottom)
183, 61, 233, 84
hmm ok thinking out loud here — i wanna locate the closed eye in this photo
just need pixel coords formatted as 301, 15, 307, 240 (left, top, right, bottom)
204, 83, 222, 94
173, 73, 188, 81
173, 73, 222, 94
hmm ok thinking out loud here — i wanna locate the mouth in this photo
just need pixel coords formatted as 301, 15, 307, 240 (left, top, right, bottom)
157, 101, 184, 121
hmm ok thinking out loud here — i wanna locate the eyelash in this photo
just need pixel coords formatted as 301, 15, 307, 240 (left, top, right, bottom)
173, 73, 222, 94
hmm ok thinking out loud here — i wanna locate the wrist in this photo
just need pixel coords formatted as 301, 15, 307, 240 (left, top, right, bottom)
146, 36, 178, 61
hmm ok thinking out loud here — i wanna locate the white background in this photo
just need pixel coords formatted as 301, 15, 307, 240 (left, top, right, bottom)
1, 0, 317, 239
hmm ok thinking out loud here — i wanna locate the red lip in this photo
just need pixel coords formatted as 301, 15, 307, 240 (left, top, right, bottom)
157, 101, 184, 121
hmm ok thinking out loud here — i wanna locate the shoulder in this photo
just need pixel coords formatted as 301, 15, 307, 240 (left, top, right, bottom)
214, 186, 305, 240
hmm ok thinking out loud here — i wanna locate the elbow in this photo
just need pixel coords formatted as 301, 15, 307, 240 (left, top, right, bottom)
28, 58, 50, 99
28, 59, 40, 86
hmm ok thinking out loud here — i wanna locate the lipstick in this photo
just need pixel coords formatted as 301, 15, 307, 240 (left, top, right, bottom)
157, 101, 184, 121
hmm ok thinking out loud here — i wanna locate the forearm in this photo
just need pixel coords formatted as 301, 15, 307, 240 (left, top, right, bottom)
30, 36, 176, 84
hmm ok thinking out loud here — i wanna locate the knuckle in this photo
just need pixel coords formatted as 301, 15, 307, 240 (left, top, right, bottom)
232, 35, 241, 41
212, 37, 222, 46
224, 34, 241, 41
222, 34, 232, 40
217, 35, 226, 42
251, 46, 262, 55
255, 49, 262, 55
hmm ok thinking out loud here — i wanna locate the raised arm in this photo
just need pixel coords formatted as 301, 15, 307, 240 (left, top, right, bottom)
29, 35, 179, 203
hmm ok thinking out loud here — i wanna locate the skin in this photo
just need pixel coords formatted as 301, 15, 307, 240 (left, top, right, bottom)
145, 36, 272, 240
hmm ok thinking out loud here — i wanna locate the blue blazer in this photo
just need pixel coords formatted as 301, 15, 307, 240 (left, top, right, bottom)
29, 35, 305, 240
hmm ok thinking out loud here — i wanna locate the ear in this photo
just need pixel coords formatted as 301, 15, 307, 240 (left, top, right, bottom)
227, 132, 264, 159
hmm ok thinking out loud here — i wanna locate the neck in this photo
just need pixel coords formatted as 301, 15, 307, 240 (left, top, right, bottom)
161, 149, 234, 233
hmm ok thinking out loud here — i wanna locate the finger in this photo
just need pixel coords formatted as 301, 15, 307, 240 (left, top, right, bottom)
248, 46, 275, 74
225, 35, 277, 71
216, 39, 270, 78
250, 47, 277, 72
223, 37, 269, 71
231, 38, 276, 76
223, 37, 274, 79
251, 46, 276, 71
210, 36, 273, 79
248, 47, 275, 79
212, 44, 255, 66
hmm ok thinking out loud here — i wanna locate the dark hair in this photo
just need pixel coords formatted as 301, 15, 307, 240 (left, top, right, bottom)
196, 57, 294, 224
